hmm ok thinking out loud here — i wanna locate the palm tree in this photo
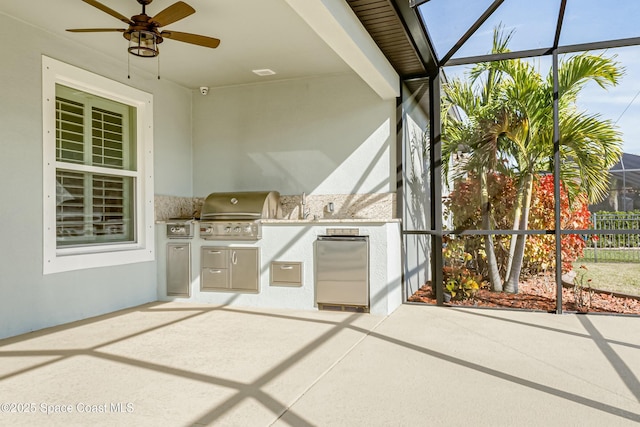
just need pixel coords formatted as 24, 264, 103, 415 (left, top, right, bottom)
442, 26, 623, 293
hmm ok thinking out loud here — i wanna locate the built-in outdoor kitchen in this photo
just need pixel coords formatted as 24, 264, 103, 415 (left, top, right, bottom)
155, 192, 402, 316
0, 0, 402, 342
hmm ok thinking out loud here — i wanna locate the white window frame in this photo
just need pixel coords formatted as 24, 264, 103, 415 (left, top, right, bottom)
42, 56, 154, 274
55, 85, 134, 246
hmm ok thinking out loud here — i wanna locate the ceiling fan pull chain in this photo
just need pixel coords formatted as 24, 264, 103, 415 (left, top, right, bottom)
157, 54, 160, 80
127, 52, 131, 79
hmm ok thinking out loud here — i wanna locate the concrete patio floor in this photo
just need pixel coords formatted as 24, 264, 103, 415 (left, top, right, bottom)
0, 302, 638, 426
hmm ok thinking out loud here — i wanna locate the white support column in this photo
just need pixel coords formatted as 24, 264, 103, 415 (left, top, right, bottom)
285, 0, 400, 100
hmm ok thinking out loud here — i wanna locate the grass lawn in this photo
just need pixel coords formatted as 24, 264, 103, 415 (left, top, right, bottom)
580, 248, 640, 263
572, 261, 640, 297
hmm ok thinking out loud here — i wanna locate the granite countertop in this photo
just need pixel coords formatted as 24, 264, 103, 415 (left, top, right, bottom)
261, 218, 400, 224
156, 218, 400, 224
155, 192, 399, 225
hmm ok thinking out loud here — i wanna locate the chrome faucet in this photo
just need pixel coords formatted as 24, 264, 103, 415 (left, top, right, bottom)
301, 192, 310, 219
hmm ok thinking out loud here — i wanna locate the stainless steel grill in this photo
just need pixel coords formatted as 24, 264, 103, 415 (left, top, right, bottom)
199, 191, 281, 240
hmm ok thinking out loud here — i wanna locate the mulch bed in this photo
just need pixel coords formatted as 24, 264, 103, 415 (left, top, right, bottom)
408, 274, 640, 314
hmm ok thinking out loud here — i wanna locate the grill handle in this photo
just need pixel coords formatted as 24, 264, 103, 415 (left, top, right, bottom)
200, 213, 262, 220
318, 235, 367, 242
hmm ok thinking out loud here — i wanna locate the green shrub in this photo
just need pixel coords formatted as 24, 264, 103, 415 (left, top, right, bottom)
442, 241, 485, 300
445, 173, 590, 278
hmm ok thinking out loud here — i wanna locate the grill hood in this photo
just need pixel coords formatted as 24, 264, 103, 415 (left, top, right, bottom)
200, 191, 282, 221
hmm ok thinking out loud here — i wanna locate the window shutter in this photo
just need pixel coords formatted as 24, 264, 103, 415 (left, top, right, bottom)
92, 106, 124, 169
56, 97, 85, 164
93, 174, 127, 237
55, 170, 86, 238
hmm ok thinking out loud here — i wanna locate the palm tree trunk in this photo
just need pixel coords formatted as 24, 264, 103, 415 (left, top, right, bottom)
480, 170, 503, 291
505, 177, 527, 279
504, 173, 534, 293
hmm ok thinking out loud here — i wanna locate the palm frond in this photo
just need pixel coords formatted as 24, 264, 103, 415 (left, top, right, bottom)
559, 111, 623, 203
441, 25, 624, 207
553, 52, 623, 101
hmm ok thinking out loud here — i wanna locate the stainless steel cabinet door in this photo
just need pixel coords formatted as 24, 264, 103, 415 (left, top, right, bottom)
230, 248, 259, 292
316, 238, 368, 306
167, 243, 190, 296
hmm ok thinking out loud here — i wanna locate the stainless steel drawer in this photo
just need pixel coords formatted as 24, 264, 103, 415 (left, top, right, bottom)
201, 247, 228, 268
271, 261, 303, 287
201, 267, 229, 289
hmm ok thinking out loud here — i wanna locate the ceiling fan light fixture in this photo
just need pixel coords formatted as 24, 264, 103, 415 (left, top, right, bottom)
128, 30, 159, 57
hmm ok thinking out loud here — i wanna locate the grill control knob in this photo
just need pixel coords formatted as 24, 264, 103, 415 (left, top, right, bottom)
224, 226, 231, 233
244, 225, 252, 233
233, 226, 241, 233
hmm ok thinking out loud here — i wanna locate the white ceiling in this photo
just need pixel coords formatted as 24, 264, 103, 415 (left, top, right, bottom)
0, 0, 353, 89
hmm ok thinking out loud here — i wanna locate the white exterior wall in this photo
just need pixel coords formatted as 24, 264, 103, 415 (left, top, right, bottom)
0, 14, 192, 339
191, 73, 396, 196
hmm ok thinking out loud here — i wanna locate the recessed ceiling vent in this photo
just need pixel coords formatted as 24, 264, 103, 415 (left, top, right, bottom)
252, 69, 276, 76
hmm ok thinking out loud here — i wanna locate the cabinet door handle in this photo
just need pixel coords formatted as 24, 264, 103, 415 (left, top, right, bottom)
208, 269, 222, 274
280, 265, 294, 270
231, 251, 238, 265
173, 247, 185, 251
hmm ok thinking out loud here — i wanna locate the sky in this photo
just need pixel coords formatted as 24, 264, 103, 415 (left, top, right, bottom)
417, 0, 640, 156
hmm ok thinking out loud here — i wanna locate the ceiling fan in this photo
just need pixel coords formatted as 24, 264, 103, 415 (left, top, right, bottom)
67, 0, 220, 58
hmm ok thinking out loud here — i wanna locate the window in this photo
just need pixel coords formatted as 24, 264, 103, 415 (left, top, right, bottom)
42, 56, 154, 274
55, 85, 136, 246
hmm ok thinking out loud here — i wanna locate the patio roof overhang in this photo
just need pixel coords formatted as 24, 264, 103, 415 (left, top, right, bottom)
348, 0, 640, 77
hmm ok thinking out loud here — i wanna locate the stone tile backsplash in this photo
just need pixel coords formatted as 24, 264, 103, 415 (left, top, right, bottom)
279, 193, 396, 220
155, 193, 396, 221
155, 195, 199, 221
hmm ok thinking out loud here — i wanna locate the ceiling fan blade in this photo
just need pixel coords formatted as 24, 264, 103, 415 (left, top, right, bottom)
67, 28, 126, 33
151, 1, 195, 27
161, 31, 220, 48
82, 0, 133, 25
